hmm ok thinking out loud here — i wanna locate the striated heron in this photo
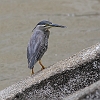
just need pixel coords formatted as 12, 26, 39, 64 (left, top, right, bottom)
27, 20, 66, 75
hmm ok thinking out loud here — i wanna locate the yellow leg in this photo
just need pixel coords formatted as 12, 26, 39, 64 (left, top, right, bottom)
39, 60, 45, 70
31, 68, 34, 75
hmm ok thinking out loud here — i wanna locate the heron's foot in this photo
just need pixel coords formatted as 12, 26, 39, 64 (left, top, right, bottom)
41, 66, 45, 70
31, 68, 34, 76
39, 60, 45, 71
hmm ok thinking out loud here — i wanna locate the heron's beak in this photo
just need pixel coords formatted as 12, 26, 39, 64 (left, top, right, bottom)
49, 23, 66, 28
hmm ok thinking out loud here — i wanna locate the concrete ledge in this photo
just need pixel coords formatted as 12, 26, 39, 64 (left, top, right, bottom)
0, 43, 100, 100
64, 80, 100, 100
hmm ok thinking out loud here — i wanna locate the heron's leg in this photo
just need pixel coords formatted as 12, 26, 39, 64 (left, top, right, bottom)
39, 60, 45, 70
31, 68, 34, 75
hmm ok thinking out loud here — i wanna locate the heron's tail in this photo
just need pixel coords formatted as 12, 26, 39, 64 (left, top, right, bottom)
28, 62, 34, 69
28, 56, 36, 69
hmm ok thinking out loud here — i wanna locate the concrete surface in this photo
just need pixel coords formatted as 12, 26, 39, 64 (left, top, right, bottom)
64, 80, 100, 100
0, 43, 100, 100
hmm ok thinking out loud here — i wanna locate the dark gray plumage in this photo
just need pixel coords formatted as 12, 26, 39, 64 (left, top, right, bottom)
27, 20, 66, 75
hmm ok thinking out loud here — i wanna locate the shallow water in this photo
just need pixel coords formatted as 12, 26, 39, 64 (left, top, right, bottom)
0, 0, 100, 90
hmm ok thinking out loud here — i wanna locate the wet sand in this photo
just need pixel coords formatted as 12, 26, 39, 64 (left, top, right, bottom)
0, 0, 100, 90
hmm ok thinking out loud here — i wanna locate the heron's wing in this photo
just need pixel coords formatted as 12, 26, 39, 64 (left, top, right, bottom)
27, 31, 47, 69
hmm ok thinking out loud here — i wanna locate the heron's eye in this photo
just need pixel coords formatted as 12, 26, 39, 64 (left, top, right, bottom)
44, 24, 48, 27
42, 25, 46, 27
46, 24, 49, 26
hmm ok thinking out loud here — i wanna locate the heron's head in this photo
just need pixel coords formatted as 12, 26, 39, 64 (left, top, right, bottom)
32, 20, 66, 32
